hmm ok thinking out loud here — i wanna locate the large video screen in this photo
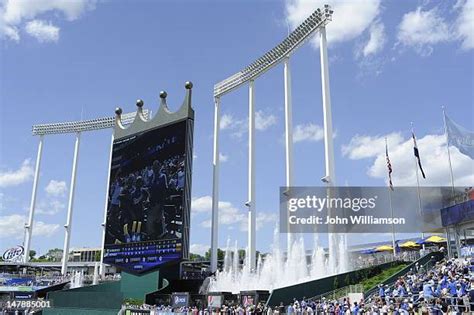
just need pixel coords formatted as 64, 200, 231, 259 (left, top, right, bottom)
103, 119, 192, 273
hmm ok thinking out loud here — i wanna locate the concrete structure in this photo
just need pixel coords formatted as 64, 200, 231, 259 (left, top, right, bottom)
70, 248, 102, 262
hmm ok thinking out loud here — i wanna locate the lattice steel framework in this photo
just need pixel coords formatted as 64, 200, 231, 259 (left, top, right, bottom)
213, 5, 333, 98
32, 111, 149, 136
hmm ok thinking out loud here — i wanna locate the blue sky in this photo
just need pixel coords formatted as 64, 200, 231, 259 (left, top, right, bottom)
0, 0, 473, 256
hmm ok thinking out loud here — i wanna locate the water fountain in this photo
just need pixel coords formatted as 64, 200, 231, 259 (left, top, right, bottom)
209, 228, 350, 293
70, 270, 84, 288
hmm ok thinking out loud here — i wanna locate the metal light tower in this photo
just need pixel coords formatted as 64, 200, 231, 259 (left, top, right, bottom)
283, 57, 294, 252
61, 132, 81, 275
23, 136, 44, 263
211, 5, 334, 272
28, 111, 148, 274
247, 80, 257, 270
210, 97, 221, 272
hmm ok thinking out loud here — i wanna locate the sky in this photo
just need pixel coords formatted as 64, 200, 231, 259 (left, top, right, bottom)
0, 0, 473, 257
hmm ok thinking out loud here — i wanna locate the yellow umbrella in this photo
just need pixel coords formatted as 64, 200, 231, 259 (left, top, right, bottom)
424, 235, 447, 243
400, 241, 420, 248
375, 245, 393, 252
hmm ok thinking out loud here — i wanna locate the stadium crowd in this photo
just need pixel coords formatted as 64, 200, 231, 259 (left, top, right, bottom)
364, 257, 473, 313
120, 257, 473, 314
106, 136, 186, 244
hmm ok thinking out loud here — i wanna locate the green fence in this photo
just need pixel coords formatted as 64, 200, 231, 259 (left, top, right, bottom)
44, 270, 162, 314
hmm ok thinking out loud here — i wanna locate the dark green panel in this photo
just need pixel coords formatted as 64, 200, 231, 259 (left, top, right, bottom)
120, 270, 160, 300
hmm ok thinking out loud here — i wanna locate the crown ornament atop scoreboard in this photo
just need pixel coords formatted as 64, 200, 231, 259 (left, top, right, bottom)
103, 81, 194, 274
113, 81, 194, 140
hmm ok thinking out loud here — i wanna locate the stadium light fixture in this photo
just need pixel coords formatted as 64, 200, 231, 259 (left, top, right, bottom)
32, 110, 149, 136
213, 5, 333, 98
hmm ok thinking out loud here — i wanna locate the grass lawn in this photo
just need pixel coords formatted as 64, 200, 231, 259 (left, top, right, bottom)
361, 263, 409, 292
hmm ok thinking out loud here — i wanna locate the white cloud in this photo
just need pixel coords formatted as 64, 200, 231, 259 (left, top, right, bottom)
455, 0, 474, 50
361, 21, 386, 57
45, 180, 67, 196
0, 214, 59, 238
220, 111, 275, 138
1, 0, 96, 42
255, 110, 277, 131
25, 19, 59, 42
397, 7, 451, 56
219, 153, 229, 163
285, 0, 381, 48
342, 132, 404, 160
36, 199, 66, 215
256, 212, 278, 231
191, 196, 213, 213
343, 133, 474, 186
0, 159, 34, 188
2, 24, 19, 41
200, 200, 245, 228
220, 114, 234, 130
190, 243, 209, 256
220, 114, 247, 138
194, 195, 276, 231
293, 123, 324, 143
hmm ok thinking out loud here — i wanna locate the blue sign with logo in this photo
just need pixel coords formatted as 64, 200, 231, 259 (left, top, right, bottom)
172, 292, 189, 308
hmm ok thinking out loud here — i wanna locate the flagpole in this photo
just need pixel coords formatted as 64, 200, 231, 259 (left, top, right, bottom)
388, 188, 396, 257
385, 137, 396, 257
411, 123, 425, 248
442, 106, 456, 258
442, 107, 456, 195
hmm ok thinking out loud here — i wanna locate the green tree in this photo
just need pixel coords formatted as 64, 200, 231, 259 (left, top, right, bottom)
94, 251, 102, 261
204, 248, 225, 261
29, 250, 36, 260
45, 248, 63, 261
189, 253, 205, 261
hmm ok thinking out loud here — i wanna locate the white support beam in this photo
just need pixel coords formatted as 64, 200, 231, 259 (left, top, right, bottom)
99, 134, 114, 277
247, 80, 256, 271
283, 57, 294, 251
211, 97, 221, 272
24, 136, 44, 263
61, 132, 81, 275
320, 27, 335, 187
319, 26, 340, 274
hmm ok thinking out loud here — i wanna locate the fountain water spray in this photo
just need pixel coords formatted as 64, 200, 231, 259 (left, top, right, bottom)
209, 228, 349, 293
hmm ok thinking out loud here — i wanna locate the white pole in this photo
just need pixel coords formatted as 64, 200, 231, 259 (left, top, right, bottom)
61, 132, 81, 275
211, 97, 221, 272
24, 136, 44, 263
388, 188, 396, 257
411, 124, 425, 247
320, 26, 340, 273
99, 134, 114, 277
442, 108, 456, 193
442, 107, 456, 257
248, 80, 257, 271
283, 56, 294, 253
385, 138, 397, 257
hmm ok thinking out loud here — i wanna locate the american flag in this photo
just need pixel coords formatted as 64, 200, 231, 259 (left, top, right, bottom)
385, 139, 394, 191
